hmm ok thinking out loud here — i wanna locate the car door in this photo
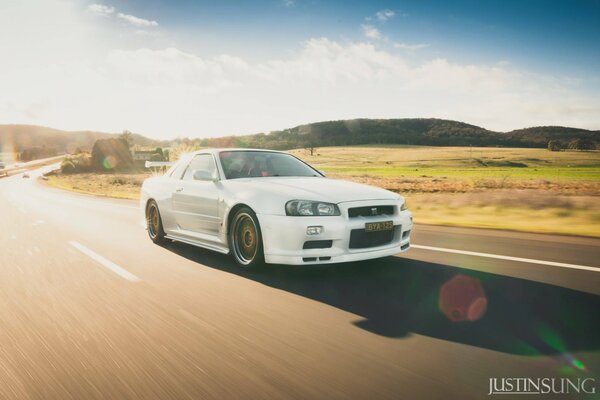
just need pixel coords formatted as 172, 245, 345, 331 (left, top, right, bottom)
171, 153, 220, 236
151, 155, 192, 234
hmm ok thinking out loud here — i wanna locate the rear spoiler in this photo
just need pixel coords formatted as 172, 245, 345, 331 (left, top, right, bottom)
145, 161, 174, 168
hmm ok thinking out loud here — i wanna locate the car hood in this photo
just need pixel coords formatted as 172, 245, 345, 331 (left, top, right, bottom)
224, 177, 399, 204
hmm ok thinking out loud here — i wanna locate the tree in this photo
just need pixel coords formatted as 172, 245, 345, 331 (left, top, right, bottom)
568, 139, 578, 150
119, 130, 133, 149
568, 138, 595, 150
150, 153, 165, 161
91, 138, 134, 171
547, 140, 562, 151
577, 139, 595, 150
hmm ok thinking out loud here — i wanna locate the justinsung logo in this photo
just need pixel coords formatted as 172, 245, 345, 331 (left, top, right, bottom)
488, 378, 597, 395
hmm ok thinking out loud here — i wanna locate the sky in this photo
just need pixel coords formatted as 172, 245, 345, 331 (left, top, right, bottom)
1, 0, 599, 139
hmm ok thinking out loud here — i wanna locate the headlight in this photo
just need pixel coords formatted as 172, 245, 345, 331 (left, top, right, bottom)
400, 200, 408, 211
285, 200, 341, 216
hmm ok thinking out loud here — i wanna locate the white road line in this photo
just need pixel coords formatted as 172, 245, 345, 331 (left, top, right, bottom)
411, 244, 599, 272
68, 241, 141, 282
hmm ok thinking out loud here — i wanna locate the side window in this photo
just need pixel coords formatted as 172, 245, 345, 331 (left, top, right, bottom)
169, 161, 189, 180
182, 154, 216, 181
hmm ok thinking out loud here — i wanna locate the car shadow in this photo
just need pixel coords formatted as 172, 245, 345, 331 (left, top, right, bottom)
163, 241, 600, 356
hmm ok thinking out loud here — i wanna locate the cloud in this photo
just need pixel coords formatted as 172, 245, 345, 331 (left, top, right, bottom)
283, 0, 295, 6
88, 39, 600, 134
361, 24, 381, 40
87, 4, 114, 16
376, 9, 395, 22
394, 42, 430, 50
117, 13, 158, 28
87, 3, 158, 29
1, 3, 599, 138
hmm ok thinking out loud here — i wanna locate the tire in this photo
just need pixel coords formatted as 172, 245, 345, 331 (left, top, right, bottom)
229, 207, 264, 269
146, 200, 166, 245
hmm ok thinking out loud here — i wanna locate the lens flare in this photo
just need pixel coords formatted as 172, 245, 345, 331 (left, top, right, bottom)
537, 323, 588, 372
571, 357, 586, 371
439, 274, 487, 322
102, 155, 118, 170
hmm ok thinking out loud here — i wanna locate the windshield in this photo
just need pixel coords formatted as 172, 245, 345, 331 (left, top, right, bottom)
219, 151, 321, 179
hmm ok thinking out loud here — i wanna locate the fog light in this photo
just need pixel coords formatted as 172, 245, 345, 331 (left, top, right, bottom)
306, 226, 323, 235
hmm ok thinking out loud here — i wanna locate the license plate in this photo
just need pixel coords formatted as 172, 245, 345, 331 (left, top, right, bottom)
365, 221, 394, 232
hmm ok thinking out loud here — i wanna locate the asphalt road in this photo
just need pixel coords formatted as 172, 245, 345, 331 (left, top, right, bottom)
1, 166, 599, 400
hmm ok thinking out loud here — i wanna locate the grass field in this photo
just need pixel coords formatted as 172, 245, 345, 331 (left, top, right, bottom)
47, 146, 600, 237
291, 146, 600, 195
290, 145, 600, 180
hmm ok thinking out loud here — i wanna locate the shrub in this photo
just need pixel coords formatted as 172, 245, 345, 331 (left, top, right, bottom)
61, 153, 92, 173
61, 160, 76, 174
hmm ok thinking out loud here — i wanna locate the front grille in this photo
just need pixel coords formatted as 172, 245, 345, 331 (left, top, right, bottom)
349, 228, 396, 249
303, 240, 333, 249
348, 205, 394, 218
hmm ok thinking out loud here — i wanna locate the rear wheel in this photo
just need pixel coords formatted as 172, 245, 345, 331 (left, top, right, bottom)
229, 207, 264, 269
146, 200, 166, 244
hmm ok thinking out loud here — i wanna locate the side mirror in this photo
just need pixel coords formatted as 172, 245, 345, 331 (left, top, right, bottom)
193, 169, 217, 181
318, 170, 326, 177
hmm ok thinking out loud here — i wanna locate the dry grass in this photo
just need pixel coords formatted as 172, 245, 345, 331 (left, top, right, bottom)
291, 145, 600, 169
46, 172, 150, 200
324, 172, 600, 195
406, 191, 600, 237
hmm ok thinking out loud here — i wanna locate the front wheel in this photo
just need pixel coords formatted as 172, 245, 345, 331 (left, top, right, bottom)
229, 207, 264, 269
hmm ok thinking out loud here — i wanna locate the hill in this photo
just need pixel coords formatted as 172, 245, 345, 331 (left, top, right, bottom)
2, 119, 598, 161
0, 125, 166, 161
505, 126, 599, 145
222, 119, 599, 150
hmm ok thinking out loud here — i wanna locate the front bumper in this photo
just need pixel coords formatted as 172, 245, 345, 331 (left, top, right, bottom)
257, 199, 412, 265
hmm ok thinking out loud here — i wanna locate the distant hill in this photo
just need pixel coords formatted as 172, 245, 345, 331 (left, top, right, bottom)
0, 124, 166, 160
1, 119, 598, 160
221, 119, 599, 150
504, 126, 599, 145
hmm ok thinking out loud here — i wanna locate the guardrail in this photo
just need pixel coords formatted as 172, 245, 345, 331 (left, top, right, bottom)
0, 155, 66, 178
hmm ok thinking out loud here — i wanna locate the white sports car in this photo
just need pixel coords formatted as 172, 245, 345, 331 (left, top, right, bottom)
141, 149, 412, 269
